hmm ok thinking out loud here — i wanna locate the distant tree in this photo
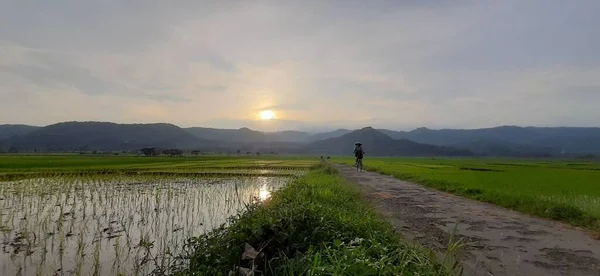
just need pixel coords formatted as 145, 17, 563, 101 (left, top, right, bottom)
191, 150, 200, 156
256, 152, 261, 156
237, 149, 241, 155
247, 151, 252, 155
576, 154, 596, 160
140, 147, 157, 157
326, 156, 331, 159
92, 150, 98, 154
8, 146, 19, 153
163, 149, 183, 157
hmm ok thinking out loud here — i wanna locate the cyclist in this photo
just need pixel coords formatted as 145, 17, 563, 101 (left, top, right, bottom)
353, 142, 365, 171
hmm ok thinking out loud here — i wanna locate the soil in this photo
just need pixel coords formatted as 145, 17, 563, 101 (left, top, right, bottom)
336, 165, 600, 276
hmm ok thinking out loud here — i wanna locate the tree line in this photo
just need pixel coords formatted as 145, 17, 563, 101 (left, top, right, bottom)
139, 148, 271, 157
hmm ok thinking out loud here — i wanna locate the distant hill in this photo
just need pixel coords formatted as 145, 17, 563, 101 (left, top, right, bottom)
265, 130, 311, 143
185, 127, 267, 143
2, 122, 212, 151
2, 122, 599, 156
306, 127, 473, 156
185, 127, 310, 143
380, 126, 600, 155
0, 124, 40, 140
307, 129, 352, 143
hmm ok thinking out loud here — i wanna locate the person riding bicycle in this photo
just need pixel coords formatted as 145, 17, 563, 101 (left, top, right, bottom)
354, 142, 365, 171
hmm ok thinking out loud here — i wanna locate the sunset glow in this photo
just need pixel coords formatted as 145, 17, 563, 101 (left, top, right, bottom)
260, 110, 276, 120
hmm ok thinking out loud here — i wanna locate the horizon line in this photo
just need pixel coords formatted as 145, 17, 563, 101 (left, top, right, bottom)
2, 120, 600, 133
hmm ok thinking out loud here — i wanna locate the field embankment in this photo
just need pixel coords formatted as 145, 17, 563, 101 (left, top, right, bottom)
337, 158, 600, 231
172, 164, 454, 275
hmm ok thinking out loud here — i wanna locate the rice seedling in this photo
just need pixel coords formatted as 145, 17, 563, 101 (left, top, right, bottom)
0, 173, 296, 275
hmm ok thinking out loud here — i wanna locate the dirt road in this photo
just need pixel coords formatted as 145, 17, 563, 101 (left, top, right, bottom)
336, 165, 600, 276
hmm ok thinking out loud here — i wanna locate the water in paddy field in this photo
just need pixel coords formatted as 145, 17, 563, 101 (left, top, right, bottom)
0, 176, 291, 276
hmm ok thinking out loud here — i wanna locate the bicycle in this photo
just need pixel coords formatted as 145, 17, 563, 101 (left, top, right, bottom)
355, 157, 363, 172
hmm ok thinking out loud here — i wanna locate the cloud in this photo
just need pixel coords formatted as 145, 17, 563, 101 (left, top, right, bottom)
1, 1, 599, 129
0, 43, 191, 102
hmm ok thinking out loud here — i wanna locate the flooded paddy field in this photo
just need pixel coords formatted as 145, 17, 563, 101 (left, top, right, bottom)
0, 155, 316, 275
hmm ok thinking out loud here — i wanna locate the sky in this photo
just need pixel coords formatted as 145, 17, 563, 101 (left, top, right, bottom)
1, 1, 599, 132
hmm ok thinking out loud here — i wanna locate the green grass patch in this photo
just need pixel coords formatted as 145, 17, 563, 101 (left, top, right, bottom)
337, 157, 600, 231
172, 165, 452, 275
0, 155, 317, 172
0, 155, 318, 177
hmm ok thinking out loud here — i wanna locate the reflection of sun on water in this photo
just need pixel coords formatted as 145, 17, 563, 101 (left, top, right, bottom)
259, 184, 271, 201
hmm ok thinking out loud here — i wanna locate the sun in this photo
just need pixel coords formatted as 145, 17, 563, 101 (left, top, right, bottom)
259, 110, 276, 120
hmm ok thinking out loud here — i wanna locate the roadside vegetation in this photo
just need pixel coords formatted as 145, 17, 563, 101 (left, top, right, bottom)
172, 164, 453, 275
338, 157, 600, 231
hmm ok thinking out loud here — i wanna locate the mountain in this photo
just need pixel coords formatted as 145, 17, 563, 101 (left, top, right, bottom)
377, 129, 408, 139
306, 127, 473, 156
2, 122, 212, 151
2, 121, 599, 156
265, 131, 311, 143
307, 129, 352, 142
185, 127, 267, 143
379, 126, 600, 155
0, 124, 40, 140
185, 127, 310, 143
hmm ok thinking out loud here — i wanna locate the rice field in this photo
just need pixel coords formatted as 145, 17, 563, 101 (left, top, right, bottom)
0, 155, 316, 275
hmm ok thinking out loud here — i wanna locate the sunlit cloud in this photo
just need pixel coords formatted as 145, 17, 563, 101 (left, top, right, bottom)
1, 1, 599, 130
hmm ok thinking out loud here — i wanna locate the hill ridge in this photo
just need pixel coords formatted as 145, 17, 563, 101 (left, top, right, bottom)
2, 122, 600, 156
307, 127, 473, 157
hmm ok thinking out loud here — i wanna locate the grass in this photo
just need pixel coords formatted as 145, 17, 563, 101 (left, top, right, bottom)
337, 157, 600, 231
172, 164, 454, 275
0, 155, 316, 172
0, 155, 317, 181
